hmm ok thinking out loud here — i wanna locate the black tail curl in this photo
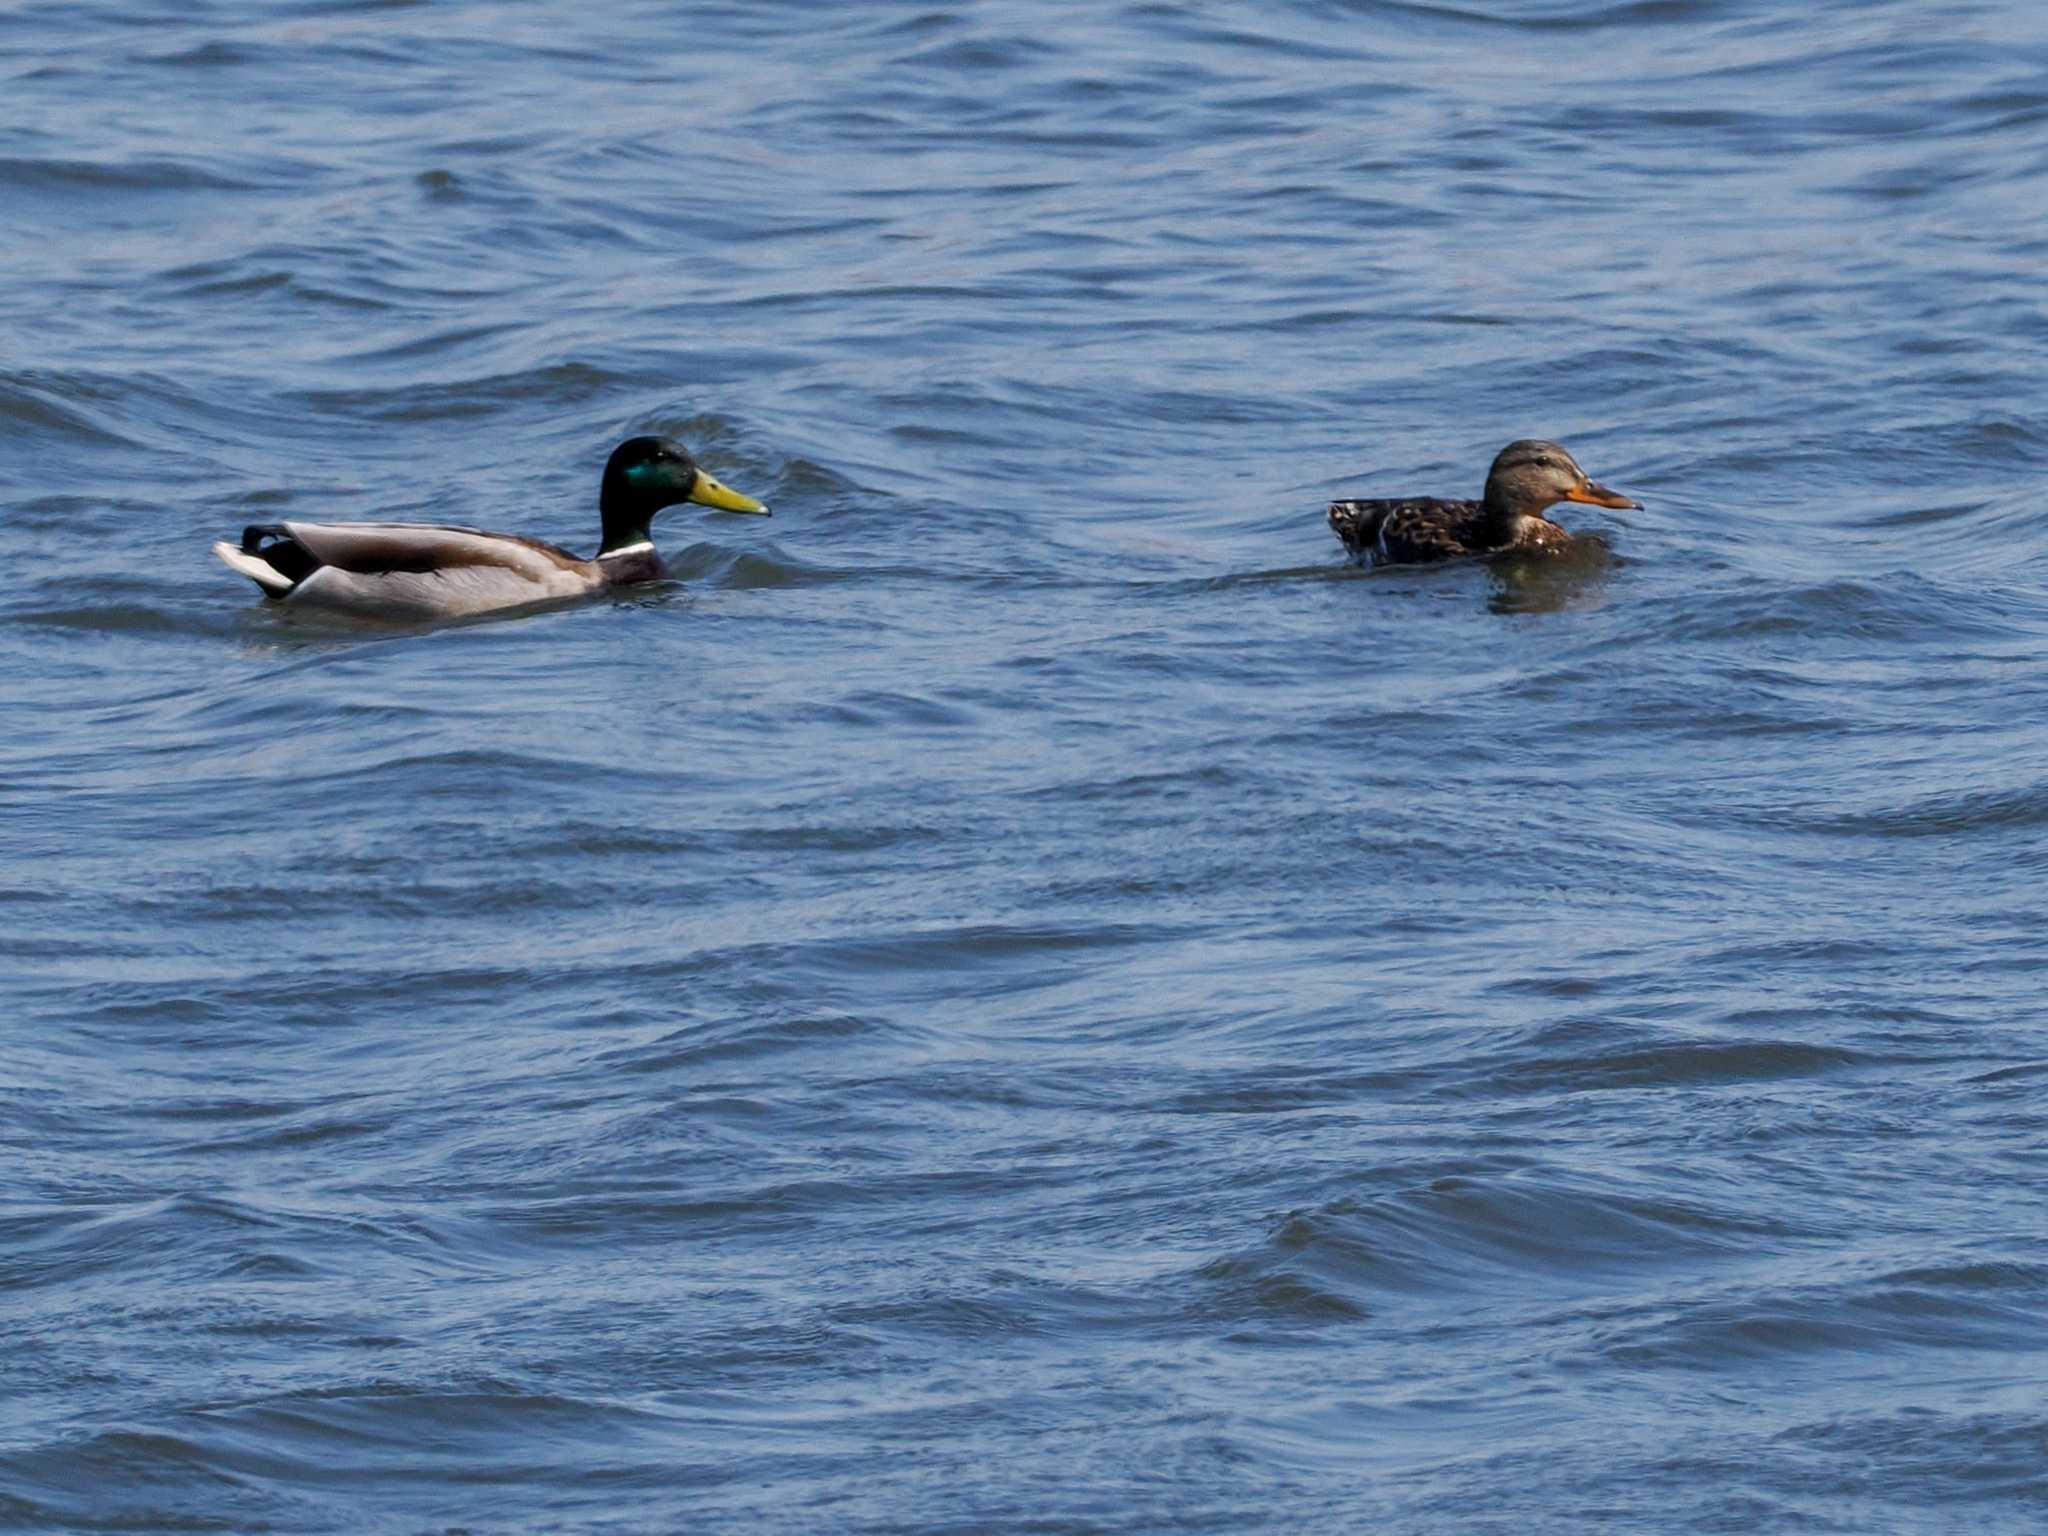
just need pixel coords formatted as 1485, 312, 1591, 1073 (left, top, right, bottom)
240, 524, 320, 583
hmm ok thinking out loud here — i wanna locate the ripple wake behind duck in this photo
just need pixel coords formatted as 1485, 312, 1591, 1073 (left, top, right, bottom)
1329, 440, 1639, 567
211, 436, 767, 621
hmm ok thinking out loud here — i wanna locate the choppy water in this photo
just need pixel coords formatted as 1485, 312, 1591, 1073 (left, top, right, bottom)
5, 1, 2048, 1530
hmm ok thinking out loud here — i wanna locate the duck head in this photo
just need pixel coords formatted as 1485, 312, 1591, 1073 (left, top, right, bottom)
599, 435, 769, 553
1482, 440, 1640, 528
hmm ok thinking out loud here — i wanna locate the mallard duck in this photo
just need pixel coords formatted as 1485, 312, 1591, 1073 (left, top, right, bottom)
212, 436, 768, 619
1328, 439, 1638, 566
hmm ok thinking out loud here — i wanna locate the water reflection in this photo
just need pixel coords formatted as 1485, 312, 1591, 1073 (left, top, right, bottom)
1488, 533, 1616, 615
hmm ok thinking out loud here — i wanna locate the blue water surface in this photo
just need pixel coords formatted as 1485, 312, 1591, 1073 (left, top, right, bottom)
4, 1, 2047, 1530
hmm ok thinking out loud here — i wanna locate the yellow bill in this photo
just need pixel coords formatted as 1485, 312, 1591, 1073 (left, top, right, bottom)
690, 472, 770, 515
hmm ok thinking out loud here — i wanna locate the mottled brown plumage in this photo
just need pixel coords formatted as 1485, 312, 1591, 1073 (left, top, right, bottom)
1328, 440, 1638, 567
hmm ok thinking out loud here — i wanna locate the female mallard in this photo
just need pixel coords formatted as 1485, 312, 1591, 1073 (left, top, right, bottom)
212, 436, 768, 619
1328, 440, 1638, 566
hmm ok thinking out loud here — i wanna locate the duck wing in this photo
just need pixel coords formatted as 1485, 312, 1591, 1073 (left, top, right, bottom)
215, 521, 600, 617
1327, 497, 1486, 566
260, 521, 586, 579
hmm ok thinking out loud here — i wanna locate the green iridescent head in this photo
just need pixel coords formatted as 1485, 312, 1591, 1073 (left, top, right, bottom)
598, 436, 768, 552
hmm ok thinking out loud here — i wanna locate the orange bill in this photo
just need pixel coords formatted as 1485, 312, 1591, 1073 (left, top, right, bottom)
1561, 480, 1642, 510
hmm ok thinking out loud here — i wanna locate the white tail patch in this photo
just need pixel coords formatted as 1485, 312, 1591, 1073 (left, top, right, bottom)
212, 542, 294, 595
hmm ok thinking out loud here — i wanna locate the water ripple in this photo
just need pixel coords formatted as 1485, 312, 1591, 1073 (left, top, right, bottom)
6, 0, 2048, 1530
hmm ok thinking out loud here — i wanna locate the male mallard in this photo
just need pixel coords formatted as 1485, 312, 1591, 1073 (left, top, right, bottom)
1328, 440, 1638, 566
212, 436, 768, 619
